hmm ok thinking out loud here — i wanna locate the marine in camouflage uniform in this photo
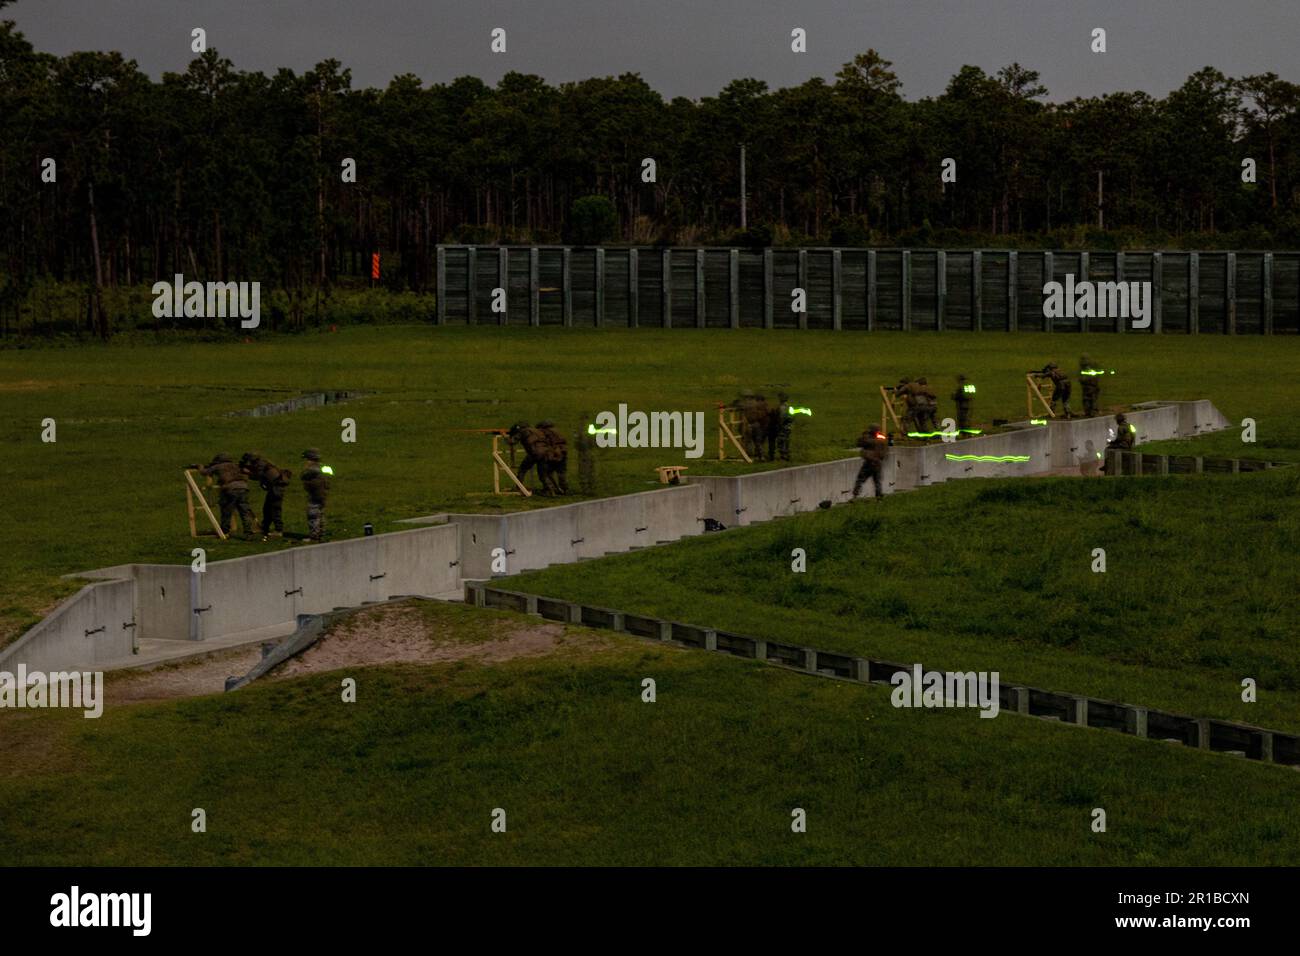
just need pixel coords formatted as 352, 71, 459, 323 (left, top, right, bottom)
537, 421, 570, 495
730, 391, 771, 461
575, 414, 597, 496
195, 453, 256, 535
952, 375, 973, 431
508, 422, 560, 495
914, 377, 939, 433
773, 391, 794, 461
300, 448, 330, 541
853, 424, 888, 499
893, 378, 917, 436
1079, 355, 1102, 417
1100, 413, 1136, 474
242, 452, 292, 537
1044, 362, 1073, 418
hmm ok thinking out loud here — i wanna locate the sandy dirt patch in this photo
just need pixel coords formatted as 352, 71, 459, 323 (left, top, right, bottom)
274, 605, 582, 679
101, 604, 604, 702
106, 644, 265, 704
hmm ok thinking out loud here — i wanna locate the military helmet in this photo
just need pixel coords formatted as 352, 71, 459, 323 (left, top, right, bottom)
1080, 354, 1093, 367
868, 423, 881, 434
212, 452, 232, 464
917, 377, 928, 385
1115, 413, 1127, 423
536, 420, 555, 429
777, 390, 788, 401
957, 374, 966, 382
302, 448, 321, 462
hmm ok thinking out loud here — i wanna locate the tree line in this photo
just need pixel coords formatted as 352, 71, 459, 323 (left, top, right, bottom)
1, 0, 1298, 335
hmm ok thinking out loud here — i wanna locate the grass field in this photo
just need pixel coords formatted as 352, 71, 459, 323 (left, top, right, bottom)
510, 469, 1300, 733
3, 325, 1298, 647
1, 601, 1297, 867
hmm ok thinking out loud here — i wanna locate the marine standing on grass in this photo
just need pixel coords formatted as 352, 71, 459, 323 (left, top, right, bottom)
537, 421, 570, 495
575, 414, 597, 495
1044, 362, 1073, 418
241, 452, 292, 539
193, 453, 257, 536
952, 375, 973, 431
853, 424, 888, 499
300, 448, 330, 541
915, 377, 939, 432
774, 391, 794, 461
1080, 355, 1102, 417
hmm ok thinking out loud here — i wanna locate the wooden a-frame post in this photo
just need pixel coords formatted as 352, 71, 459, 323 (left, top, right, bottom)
717, 403, 752, 462
1025, 373, 1056, 419
493, 434, 532, 497
185, 470, 227, 540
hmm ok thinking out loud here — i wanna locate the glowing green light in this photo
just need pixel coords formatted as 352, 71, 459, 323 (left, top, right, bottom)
959, 428, 983, 434
945, 454, 1032, 463
587, 425, 617, 435
1080, 369, 1106, 376
963, 384, 976, 394
321, 465, 334, 475
1129, 424, 1136, 433
790, 406, 812, 416
1030, 418, 1048, 425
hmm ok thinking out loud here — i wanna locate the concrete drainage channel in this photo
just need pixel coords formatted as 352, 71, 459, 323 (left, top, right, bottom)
464, 582, 1300, 770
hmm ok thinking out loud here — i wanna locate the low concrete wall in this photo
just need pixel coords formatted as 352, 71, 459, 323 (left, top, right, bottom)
9, 399, 1232, 672
132, 565, 192, 640
0, 578, 136, 672
448, 484, 704, 578
5, 524, 462, 671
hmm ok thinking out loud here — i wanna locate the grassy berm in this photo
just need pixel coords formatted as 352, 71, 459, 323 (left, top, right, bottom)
510, 468, 1300, 733
0, 601, 1296, 866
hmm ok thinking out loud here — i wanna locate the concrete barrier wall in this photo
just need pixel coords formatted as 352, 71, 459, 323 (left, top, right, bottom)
449, 484, 704, 577
132, 565, 192, 640
0, 578, 135, 671
376, 524, 462, 598
10, 399, 1232, 672
198, 550, 299, 640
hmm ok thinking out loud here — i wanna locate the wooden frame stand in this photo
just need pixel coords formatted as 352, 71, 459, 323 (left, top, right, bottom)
880, 385, 906, 441
717, 403, 753, 463
493, 434, 532, 497
185, 469, 228, 540
1026, 373, 1056, 419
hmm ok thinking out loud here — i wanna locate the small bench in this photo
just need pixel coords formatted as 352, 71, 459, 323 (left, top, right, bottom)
656, 465, 688, 485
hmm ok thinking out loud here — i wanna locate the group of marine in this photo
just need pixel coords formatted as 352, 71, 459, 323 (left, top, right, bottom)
892, 355, 1111, 435
507, 420, 581, 496
854, 354, 1135, 498
189, 449, 331, 541
728, 391, 797, 462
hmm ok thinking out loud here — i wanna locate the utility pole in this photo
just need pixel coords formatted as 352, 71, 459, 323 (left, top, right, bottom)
1097, 170, 1104, 230
740, 144, 747, 229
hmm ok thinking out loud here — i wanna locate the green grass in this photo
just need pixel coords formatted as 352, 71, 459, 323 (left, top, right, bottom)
510, 469, 1300, 733
1, 601, 1297, 866
3, 325, 1299, 646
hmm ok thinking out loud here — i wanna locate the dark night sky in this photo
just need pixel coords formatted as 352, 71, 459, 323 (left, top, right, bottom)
9, 0, 1299, 100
